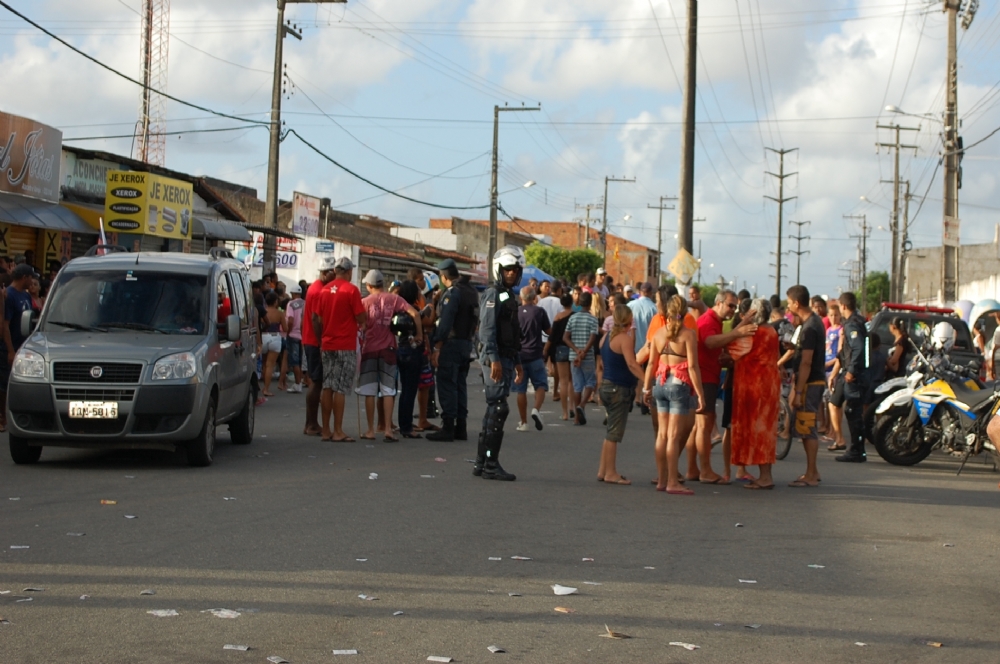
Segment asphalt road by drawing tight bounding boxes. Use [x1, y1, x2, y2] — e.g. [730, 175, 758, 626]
[2, 373, 999, 663]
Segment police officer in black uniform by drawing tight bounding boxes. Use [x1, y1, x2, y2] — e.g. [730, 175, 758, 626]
[835, 291, 870, 462]
[427, 259, 479, 442]
[472, 245, 525, 481]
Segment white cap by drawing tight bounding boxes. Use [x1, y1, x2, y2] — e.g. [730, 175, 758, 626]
[287, 282, 302, 294]
[596, 267, 607, 275]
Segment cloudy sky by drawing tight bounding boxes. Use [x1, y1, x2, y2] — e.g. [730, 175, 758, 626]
[2, 0, 998, 297]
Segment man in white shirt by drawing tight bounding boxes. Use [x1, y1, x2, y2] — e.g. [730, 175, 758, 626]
[594, 268, 610, 299]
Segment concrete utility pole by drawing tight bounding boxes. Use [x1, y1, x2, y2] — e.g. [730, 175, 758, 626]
[647, 195, 677, 281]
[900, 180, 913, 301]
[575, 202, 602, 249]
[788, 220, 811, 286]
[600, 176, 635, 263]
[677, 0, 698, 255]
[488, 103, 541, 266]
[845, 214, 870, 313]
[877, 123, 919, 302]
[941, 0, 976, 302]
[264, 0, 346, 274]
[768, 252, 787, 294]
[764, 147, 798, 296]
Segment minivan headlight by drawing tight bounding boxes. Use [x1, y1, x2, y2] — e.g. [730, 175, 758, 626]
[152, 352, 197, 380]
[12, 349, 45, 379]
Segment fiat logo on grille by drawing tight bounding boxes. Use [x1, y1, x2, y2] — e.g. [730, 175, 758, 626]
[90, 366, 103, 379]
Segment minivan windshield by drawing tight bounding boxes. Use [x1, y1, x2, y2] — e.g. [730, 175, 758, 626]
[43, 270, 208, 335]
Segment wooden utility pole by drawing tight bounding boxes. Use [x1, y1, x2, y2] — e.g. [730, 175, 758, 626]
[647, 196, 677, 281]
[677, 0, 698, 256]
[600, 176, 635, 263]
[845, 214, 870, 313]
[877, 123, 919, 302]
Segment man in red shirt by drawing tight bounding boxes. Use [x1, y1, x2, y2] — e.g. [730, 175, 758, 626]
[301, 256, 337, 436]
[693, 290, 756, 483]
[312, 257, 367, 442]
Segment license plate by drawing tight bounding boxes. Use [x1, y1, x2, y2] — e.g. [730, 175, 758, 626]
[68, 401, 118, 419]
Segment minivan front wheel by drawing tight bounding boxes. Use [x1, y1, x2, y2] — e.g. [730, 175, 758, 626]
[9, 435, 42, 464]
[229, 387, 255, 445]
[187, 401, 216, 467]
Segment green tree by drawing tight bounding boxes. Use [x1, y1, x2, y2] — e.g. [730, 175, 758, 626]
[859, 270, 890, 314]
[523, 242, 603, 283]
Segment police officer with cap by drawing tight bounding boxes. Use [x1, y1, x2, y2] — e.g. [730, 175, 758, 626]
[471, 246, 525, 481]
[834, 291, 870, 462]
[427, 259, 479, 442]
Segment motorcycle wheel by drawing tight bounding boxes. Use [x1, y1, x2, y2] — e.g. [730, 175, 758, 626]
[865, 388, 900, 444]
[872, 405, 934, 466]
[775, 397, 793, 461]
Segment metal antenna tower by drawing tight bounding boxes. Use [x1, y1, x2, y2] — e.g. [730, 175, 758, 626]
[135, 0, 170, 166]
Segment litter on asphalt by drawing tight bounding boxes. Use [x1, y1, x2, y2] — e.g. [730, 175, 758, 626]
[358, 594, 378, 601]
[14, 598, 32, 603]
[511, 556, 531, 561]
[22, 588, 44, 592]
[508, 592, 521, 597]
[369, 473, 378, 480]
[926, 641, 943, 647]
[100, 500, 117, 505]
[735, 523, 744, 527]
[393, 611, 404, 616]
[943, 543, 955, 547]
[202, 608, 240, 618]
[552, 585, 578, 596]
[600, 625, 631, 639]
[745, 624, 761, 629]
[643, 566, 655, 570]
[739, 579, 757, 584]
[332, 649, 358, 655]
[10, 546, 29, 550]
[487, 645, 506, 653]
[139, 589, 156, 595]
[9, 497, 19, 501]
[488, 557, 502, 561]
[67, 533, 85, 537]
[420, 475, 435, 479]
[147, 609, 178, 617]
[356, 558, 368, 562]
[554, 607, 576, 614]
[582, 582, 602, 586]
[807, 565, 826, 569]
[669, 642, 699, 650]
[267, 657, 289, 664]
[124, 515, 138, 519]
[855, 642, 867, 646]
[224, 645, 250, 651]
[427, 657, 453, 662]
[434, 457, 447, 462]
[223, 497, 236, 501]
[582, 557, 594, 562]
[80, 595, 89, 600]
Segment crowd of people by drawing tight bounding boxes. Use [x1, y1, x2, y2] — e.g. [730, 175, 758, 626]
[270, 245, 884, 493]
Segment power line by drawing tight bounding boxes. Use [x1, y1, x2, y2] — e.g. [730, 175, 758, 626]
[64, 125, 265, 141]
[0, 0, 267, 127]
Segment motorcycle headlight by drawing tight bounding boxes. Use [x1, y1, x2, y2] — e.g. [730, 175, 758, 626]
[12, 349, 45, 379]
[152, 352, 197, 380]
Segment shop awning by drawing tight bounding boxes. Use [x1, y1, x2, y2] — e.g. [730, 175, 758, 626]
[0, 192, 97, 234]
[193, 216, 251, 241]
[240, 222, 300, 241]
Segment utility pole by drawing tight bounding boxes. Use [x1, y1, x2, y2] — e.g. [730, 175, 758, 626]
[697, 238, 702, 284]
[264, 0, 346, 275]
[575, 202, 602, 249]
[768, 252, 787, 294]
[941, 0, 977, 302]
[647, 195, 677, 282]
[788, 220, 811, 285]
[677, 0, 698, 256]
[488, 104, 541, 267]
[764, 147, 798, 296]
[900, 180, 913, 301]
[877, 123, 919, 302]
[600, 176, 635, 263]
[845, 214, 870, 313]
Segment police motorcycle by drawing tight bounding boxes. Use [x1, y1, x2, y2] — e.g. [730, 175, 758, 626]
[873, 322, 1000, 471]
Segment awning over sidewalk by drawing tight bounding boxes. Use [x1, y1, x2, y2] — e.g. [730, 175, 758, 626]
[1, 192, 96, 233]
[194, 216, 251, 242]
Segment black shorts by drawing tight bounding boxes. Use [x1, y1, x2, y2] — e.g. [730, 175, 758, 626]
[721, 381, 733, 428]
[697, 382, 719, 415]
[830, 376, 846, 407]
[304, 344, 323, 383]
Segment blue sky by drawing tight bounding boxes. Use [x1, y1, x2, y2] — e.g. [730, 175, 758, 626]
[2, 0, 998, 297]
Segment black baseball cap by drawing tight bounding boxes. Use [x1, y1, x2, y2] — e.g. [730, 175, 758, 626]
[12, 264, 38, 279]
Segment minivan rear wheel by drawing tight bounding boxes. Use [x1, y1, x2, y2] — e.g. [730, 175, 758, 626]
[187, 401, 216, 467]
[9, 435, 41, 464]
[229, 387, 255, 445]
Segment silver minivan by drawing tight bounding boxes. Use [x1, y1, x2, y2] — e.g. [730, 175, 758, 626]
[7, 247, 259, 466]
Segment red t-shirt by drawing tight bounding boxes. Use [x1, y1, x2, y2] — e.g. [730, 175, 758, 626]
[301, 278, 326, 347]
[697, 308, 724, 384]
[318, 278, 365, 352]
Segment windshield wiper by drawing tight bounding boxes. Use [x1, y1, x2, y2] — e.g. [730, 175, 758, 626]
[103, 322, 168, 334]
[46, 320, 108, 332]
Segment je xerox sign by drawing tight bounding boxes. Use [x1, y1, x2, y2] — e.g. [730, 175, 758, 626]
[0, 112, 62, 203]
[104, 170, 193, 239]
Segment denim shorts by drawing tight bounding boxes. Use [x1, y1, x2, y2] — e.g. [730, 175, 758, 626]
[261, 332, 282, 354]
[652, 376, 697, 415]
[599, 381, 635, 443]
[571, 357, 597, 392]
[554, 345, 570, 363]
[512, 357, 548, 394]
[286, 338, 302, 368]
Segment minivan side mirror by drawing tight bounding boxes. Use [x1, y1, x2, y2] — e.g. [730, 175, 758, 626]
[20, 310, 37, 338]
[226, 314, 241, 343]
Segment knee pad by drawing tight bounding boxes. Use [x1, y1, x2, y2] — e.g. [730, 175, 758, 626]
[484, 399, 510, 433]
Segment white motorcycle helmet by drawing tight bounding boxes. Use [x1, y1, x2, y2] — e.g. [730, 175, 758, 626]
[492, 245, 525, 285]
[932, 320, 956, 353]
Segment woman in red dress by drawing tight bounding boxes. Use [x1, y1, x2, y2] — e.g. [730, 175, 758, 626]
[728, 298, 780, 490]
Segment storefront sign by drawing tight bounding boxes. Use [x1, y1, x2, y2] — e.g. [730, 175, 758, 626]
[315, 241, 335, 253]
[292, 192, 319, 237]
[61, 152, 123, 197]
[104, 170, 193, 239]
[239, 232, 301, 269]
[0, 112, 62, 203]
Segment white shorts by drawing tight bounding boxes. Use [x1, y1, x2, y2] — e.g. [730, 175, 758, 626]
[261, 333, 282, 354]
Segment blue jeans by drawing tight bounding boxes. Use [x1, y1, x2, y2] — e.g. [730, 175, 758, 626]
[396, 345, 424, 434]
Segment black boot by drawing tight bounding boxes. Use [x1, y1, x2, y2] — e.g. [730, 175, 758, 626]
[481, 434, 516, 481]
[426, 417, 454, 442]
[454, 418, 468, 441]
[472, 431, 486, 476]
[837, 399, 867, 462]
[427, 388, 439, 419]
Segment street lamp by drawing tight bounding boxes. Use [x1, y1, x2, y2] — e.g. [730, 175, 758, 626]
[489, 105, 541, 269]
[499, 181, 536, 196]
[885, 105, 943, 125]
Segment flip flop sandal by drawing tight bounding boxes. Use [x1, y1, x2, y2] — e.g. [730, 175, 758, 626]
[383, 435, 399, 443]
[787, 480, 819, 488]
[605, 476, 630, 485]
[827, 444, 846, 451]
[400, 432, 422, 439]
[743, 482, 775, 490]
[666, 488, 695, 495]
[359, 435, 376, 441]
[330, 436, 355, 443]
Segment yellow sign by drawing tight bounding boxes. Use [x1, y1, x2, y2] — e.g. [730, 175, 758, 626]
[667, 248, 699, 285]
[104, 170, 193, 239]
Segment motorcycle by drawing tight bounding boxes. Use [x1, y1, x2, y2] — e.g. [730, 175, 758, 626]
[873, 342, 1000, 471]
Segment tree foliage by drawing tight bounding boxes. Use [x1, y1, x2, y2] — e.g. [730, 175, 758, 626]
[860, 270, 890, 314]
[523, 243, 604, 283]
